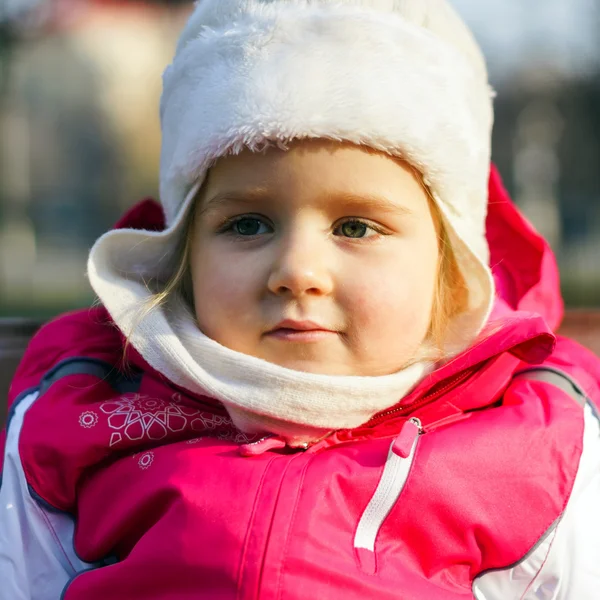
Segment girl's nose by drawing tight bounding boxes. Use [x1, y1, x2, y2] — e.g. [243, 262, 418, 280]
[267, 235, 334, 297]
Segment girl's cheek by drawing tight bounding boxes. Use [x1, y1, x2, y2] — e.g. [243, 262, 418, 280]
[344, 265, 434, 330]
[202, 269, 252, 306]
[196, 245, 258, 291]
[343, 276, 400, 328]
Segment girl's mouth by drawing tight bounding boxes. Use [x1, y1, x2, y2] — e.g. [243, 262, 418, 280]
[266, 328, 337, 342]
[265, 319, 337, 342]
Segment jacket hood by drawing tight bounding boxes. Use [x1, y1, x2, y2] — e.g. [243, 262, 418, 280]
[486, 165, 563, 331]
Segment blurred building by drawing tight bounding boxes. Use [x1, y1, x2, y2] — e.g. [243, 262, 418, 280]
[0, 0, 190, 315]
[454, 0, 600, 305]
[0, 0, 599, 316]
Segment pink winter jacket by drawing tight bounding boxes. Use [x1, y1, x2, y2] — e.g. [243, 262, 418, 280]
[1, 167, 600, 600]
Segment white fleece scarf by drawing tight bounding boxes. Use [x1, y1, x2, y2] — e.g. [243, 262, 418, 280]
[142, 295, 432, 447]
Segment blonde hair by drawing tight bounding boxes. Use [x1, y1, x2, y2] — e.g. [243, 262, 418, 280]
[428, 202, 469, 355]
[414, 168, 469, 354]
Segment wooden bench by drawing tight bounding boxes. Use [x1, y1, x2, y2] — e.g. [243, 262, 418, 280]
[1, 312, 600, 428]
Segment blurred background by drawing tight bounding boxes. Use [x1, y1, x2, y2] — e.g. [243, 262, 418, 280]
[0, 0, 599, 318]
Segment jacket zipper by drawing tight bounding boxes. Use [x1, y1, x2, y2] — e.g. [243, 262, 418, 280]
[305, 368, 477, 455]
[353, 418, 422, 574]
[366, 368, 476, 428]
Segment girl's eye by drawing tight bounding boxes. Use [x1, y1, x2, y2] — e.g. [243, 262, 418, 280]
[335, 220, 377, 239]
[229, 217, 273, 236]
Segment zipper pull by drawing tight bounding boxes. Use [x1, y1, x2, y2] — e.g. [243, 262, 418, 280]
[354, 417, 423, 574]
[391, 418, 422, 459]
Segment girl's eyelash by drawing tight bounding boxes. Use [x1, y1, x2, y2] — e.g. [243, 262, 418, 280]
[216, 215, 272, 234]
[334, 218, 388, 237]
[215, 215, 388, 238]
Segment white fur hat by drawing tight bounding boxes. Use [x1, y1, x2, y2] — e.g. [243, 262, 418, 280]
[89, 0, 495, 358]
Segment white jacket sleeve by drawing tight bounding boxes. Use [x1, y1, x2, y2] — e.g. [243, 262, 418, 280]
[473, 402, 600, 600]
[0, 391, 90, 600]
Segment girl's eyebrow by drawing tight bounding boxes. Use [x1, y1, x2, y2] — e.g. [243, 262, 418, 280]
[200, 189, 415, 216]
[323, 191, 415, 216]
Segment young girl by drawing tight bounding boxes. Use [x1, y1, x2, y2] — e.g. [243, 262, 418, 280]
[2, 1, 600, 598]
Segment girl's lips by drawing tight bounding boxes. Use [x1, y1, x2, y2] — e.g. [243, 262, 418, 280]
[265, 319, 338, 342]
[266, 328, 337, 342]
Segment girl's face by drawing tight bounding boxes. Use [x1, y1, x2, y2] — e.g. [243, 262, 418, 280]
[190, 139, 440, 376]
